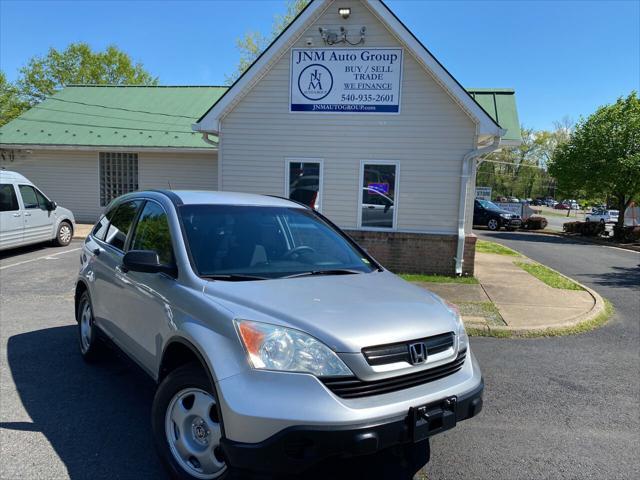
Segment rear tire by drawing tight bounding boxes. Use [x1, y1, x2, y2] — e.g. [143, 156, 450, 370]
[487, 219, 499, 231]
[76, 291, 104, 363]
[152, 363, 230, 480]
[54, 221, 73, 246]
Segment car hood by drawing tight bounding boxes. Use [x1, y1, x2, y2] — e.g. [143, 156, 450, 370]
[202, 271, 459, 353]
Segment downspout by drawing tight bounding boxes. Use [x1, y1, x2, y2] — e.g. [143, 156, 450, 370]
[455, 136, 501, 275]
[201, 132, 218, 146]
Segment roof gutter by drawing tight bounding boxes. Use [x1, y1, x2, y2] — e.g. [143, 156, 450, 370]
[455, 136, 501, 275]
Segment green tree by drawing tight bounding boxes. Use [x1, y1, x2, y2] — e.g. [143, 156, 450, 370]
[228, 0, 309, 83]
[16, 43, 158, 106]
[549, 92, 640, 231]
[0, 72, 30, 126]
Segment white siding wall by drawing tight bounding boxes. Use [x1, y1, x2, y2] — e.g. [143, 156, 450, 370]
[219, 0, 476, 234]
[1, 149, 218, 223]
[139, 151, 217, 191]
[0, 149, 100, 222]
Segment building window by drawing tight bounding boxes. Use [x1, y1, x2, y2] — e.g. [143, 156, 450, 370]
[99, 152, 138, 206]
[359, 161, 398, 230]
[285, 158, 323, 211]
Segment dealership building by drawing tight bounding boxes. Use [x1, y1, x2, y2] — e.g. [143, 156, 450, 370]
[0, 0, 520, 275]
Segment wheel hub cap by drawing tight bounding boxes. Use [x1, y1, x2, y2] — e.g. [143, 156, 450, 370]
[192, 418, 209, 445]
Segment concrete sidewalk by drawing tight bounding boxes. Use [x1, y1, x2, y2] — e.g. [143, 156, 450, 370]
[416, 252, 606, 335]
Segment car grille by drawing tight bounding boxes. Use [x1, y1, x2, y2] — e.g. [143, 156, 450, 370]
[362, 332, 455, 366]
[322, 349, 466, 399]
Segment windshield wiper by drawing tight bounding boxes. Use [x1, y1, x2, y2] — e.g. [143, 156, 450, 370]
[202, 274, 269, 281]
[282, 269, 365, 279]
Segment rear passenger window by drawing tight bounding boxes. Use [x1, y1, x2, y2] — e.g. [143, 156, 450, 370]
[105, 201, 142, 251]
[0, 184, 19, 212]
[130, 202, 174, 265]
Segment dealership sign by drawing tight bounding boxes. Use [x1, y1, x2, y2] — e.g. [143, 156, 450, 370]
[290, 48, 403, 113]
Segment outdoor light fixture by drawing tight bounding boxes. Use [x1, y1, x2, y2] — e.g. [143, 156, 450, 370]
[338, 7, 351, 19]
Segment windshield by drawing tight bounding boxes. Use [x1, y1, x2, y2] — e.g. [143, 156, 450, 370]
[180, 205, 376, 279]
[477, 199, 503, 211]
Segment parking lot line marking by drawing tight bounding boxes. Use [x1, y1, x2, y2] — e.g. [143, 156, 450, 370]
[0, 247, 82, 270]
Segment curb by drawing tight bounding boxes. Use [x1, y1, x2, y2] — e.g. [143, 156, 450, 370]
[464, 252, 609, 337]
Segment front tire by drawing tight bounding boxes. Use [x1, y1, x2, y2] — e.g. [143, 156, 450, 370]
[54, 221, 73, 246]
[487, 219, 499, 231]
[152, 363, 229, 480]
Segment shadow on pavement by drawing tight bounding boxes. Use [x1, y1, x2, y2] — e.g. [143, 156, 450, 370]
[582, 264, 640, 289]
[0, 242, 53, 260]
[476, 230, 586, 246]
[3, 325, 426, 480]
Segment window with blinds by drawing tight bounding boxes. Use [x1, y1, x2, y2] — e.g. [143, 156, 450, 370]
[99, 152, 139, 206]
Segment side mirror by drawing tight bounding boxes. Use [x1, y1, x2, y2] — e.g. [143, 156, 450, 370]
[123, 250, 176, 276]
[47, 200, 57, 211]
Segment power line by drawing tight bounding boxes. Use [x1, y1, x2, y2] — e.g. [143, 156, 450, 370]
[46, 96, 200, 120]
[30, 105, 189, 127]
[13, 116, 202, 136]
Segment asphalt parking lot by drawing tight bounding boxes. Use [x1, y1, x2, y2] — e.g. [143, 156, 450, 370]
[1, 234, 639, 479]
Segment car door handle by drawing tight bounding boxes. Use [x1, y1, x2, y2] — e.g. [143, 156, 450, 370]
[24, 212, 31, 217]
[92, 247, 103, 256]
[12, 213, 21, 217]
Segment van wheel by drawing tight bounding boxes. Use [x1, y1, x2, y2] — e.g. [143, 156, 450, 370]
[153, 363, 230, 480]
[54, 221, 73, 246]
[77, 291, 104, 362]
[487, 219, 499, 230]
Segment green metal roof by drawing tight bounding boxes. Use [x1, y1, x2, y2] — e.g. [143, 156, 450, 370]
[0, 85, 227, 149]
[467, 89, 521, 143]
[1, 85, 520, 148]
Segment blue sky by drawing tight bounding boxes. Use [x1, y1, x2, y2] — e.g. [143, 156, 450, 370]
[1, 0, 638, 130]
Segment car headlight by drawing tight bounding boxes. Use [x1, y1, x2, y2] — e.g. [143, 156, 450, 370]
[500, 213, 511, 219]
[445, 301, 469, 351]
[234, 320, 352, 377]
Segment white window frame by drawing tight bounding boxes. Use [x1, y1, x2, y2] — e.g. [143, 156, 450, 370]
[284, 157, 324, 212]
[357, 160, 400, 231]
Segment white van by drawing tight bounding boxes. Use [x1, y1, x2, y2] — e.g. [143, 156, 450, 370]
[0, 170, 75, 251]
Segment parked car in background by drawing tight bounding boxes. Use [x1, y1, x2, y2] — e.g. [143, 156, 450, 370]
[586, 209, 619, 224]
[544, 199, 558, 207]
[554, 203, 569, 210]
[361, 187, 394, 228]
[75, 190, 483, 479]
[507, 197, 520, 203]
[0, 170, 75, 251]
[473, 199, 522, 231]
[532, 198, 544, 206]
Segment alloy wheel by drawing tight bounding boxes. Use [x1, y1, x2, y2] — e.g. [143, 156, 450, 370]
[165, 388, 226, 479]
[59, 224, 72, 244]
[79, 301, 93, 353]
[487, 219, 498, 230]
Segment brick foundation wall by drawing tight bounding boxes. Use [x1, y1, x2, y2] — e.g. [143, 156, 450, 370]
[345, 231, 477, 276]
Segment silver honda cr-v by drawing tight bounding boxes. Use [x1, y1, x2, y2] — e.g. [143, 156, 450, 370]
[75, 190, 483, 479]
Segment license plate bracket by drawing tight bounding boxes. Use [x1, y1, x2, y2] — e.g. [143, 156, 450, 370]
[409, 396, 457, 442]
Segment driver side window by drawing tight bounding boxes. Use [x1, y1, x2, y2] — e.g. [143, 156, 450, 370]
[130, 202, 174, 265]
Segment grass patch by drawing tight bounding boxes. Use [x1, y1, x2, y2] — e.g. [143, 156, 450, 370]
[458, 301, 505, 326]
[476, 240, 522, 256]
[514, 261, 584, 290]
[399, 273, 478, 284]
[467, 299, 614, 338]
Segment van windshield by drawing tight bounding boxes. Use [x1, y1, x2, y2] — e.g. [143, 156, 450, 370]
[179, 205, 376, 279]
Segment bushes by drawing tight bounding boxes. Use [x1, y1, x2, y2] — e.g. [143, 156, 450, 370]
[563, 221, 605, 236]
[523, 216, 548, 230]
[613, 225, 640, 243]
